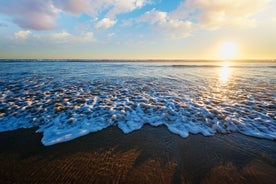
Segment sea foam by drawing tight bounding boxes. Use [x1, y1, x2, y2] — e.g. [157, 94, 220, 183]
[0, 61, 275, 145]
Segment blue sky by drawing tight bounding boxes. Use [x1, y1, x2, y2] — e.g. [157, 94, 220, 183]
[0, 0, 276, 59]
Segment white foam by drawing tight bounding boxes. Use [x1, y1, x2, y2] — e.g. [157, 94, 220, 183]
[0, 61, 275, 145]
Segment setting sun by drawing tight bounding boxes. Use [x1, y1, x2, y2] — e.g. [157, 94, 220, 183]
[219, 41, 237, 60]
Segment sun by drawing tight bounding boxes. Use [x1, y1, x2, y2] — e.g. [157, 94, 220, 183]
[219, 41, 237, 60]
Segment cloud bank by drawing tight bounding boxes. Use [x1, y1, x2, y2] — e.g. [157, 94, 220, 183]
[48, 31, 94, 43]
[139, 0, 271, 38]
[138, 9, 194, 39]
[0, 0, 271, 39]
[0, 0, 150, 30]
[0, 0, 58, 30]
[12, 30, 94, 44]
[172, 0, 270, 29]
[54, 0, 151, 23]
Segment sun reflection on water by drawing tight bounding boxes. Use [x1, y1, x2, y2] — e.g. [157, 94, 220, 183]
[220, 61, 231, 67]
[219, 62, 232, 83]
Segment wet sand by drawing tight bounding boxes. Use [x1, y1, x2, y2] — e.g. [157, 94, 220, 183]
[0, 125, 275, 184]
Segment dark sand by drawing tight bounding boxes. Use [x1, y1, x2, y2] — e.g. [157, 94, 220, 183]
[0, 125, 275, 184]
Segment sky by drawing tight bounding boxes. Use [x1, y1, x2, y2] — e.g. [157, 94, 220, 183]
[0, 0, 276, 60]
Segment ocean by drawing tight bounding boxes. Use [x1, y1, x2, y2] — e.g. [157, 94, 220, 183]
[0, 60, 275, 145]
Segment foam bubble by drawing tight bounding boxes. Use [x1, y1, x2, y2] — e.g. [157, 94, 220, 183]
[0, 61, 275, 145]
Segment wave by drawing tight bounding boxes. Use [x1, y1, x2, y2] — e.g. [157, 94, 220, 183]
[0, 75, 275, 146]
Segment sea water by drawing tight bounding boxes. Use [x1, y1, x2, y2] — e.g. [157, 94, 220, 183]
[0, 60, 275, 145]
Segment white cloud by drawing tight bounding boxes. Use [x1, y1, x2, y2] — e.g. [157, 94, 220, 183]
[138, 0, 271, 38]
[172, 0, 271, 29]
[0, 0, 150, 30]
[96, 18, 117, 29]
[13, 30, 94, 44]
[51, 30, 71, 40]
[54, 0, 93, 16]
[138, 9, 194, 38]
[14, 30, 31, 40]
[136, 0, 149, 8]
[54, 0, 151, 18]
[107, 0, 151, 18]
[139, 9, 168, 24]
[2, 0, 271, 40]
[49, 31, 94, 43]
[54, 0, 152, 30]
[0, 0, 58, 30]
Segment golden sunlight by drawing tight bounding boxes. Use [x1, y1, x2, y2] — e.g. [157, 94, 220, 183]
[219, 67, 232, 83]
[220, 61, 231, 67]
[219, 41, 237, 60]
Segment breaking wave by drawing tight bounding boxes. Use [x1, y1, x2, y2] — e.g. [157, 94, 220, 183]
[0, 61, 275, 145]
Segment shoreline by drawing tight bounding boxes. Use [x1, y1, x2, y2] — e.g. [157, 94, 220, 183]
[0, 125, 276, 183]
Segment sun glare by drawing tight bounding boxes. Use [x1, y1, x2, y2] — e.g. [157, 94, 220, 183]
[221, 61, 231, 67]
[219, 41, 237, 60]
[219, 67, 232, 83]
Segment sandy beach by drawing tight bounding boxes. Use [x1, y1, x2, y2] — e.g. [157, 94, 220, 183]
[1, 0, 276, 183]
[0, 125, 275, 183]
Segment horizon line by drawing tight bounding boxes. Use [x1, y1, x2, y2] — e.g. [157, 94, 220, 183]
[0, 58, 276, 62]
